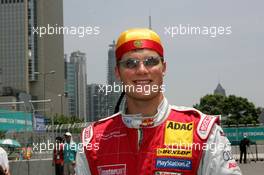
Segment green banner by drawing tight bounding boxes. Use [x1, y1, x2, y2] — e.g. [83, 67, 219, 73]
[0, 109, 32, 132]
[223, 126, 264, 142]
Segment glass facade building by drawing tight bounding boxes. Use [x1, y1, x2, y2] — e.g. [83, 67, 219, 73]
[0, 0, 65, 115]
[66, 51, 87, 121]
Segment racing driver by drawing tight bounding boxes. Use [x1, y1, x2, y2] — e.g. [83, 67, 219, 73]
[76, 28, 242, 175]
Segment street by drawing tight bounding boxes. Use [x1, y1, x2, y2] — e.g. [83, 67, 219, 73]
[239, 161, 264, 175]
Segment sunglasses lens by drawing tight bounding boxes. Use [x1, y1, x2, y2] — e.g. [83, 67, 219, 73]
[144, 57, 160, 66]
[119, 57, 162, 69]
[124, 59, 138, 68]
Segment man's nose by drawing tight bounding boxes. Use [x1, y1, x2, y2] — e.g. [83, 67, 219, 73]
[136, 62, 149, 74]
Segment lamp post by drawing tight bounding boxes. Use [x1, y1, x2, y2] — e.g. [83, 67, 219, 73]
[34, 70, 55, 117]
[58, 94, 63, 116]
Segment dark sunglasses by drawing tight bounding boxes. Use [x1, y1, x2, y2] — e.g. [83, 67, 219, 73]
[118, 56, 163, 69]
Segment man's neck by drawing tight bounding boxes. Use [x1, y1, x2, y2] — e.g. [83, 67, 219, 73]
[126, 93, 164, 117]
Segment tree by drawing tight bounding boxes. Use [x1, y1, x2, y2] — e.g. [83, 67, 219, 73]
[193, 94, 225, 115]
[0, 131, 6, 139]
[53, 114, 84, 125]
[194, 94, 261, 125]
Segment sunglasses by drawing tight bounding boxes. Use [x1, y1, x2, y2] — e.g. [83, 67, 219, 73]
[118, 56, 163, 69]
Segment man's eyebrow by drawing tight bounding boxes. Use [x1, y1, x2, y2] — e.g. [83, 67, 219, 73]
[123, 55, 159, 59]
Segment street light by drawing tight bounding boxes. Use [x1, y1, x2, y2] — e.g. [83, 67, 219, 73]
[58, 94, 63, 116]
[34, 70, 55, 117]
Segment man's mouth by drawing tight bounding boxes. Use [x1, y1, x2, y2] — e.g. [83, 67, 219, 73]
[133, 80, 152, 85]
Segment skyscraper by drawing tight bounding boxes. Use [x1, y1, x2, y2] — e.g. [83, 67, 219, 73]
[86, 84, 108, 121]
[66, 51, 87, 121]
[65, 55, 77, 117]
[0, 0, 32, 93]
[214, 83, 226, 96]
[0, 0, 65, 115]
[107, 41, 121, 115]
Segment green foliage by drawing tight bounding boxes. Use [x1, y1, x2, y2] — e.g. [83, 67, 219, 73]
[194, 94, 261, 125]
[0, 131, 6, 139]
[53, 114, 84, 125]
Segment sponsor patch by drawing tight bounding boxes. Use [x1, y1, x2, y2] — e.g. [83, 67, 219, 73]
[223, 151, 233, 161]
[199, 115, 212, 131]
[165, 121, 193, 145]
[97, 164, 126, 175]
[228, 162, 237, 169]
[157, 148, 192, 158]
[140, 118, 154, 127]
[156, 158, 192, 170]
[83, 125, 93, 146]
[101, 131, 127, 141]
[155, 171, 182, 175]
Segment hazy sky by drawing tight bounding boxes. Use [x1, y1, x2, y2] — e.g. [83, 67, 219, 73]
[63, 0, 264, 108]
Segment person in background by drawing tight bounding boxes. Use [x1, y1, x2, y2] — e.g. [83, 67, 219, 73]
[22, 144, 32, 160]
[0, 146, 10, 175]
[52, 136, 64, 175]
[63, 132, 77, 175]
[239, 135, 250, 163]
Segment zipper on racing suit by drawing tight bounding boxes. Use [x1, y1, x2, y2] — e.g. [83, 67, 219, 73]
[137, 128, 143, 151]
[136, 128, 143, 174]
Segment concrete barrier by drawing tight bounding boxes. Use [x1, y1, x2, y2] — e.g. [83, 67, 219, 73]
[9, 159, 55, 175]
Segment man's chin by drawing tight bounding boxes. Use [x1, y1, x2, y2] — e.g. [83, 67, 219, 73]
[126, 92, 159, 101]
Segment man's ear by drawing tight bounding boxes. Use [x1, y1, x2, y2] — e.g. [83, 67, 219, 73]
[115, 66, 121, 80]
[162, 61, 167, 76]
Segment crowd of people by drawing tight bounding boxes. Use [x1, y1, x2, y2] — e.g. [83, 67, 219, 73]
[0, 131, 77, 175]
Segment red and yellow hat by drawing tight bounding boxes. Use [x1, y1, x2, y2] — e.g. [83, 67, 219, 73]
[115, 28, 163, 61]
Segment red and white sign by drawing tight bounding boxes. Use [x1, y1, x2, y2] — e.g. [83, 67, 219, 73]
[228, 162, 237, 169]
[199, 116, 212, 131]
[97, 164, 126, 175]
[82, 125, 93, 146]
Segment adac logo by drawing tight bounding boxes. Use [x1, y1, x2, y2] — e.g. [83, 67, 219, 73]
[133, 40, 143, 48]
[165, 121, 194, 145]
[166, 122, 193, 131]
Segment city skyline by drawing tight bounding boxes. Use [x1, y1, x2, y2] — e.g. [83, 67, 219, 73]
[0, 0, 65, 115]
[64, 0, 264, 108]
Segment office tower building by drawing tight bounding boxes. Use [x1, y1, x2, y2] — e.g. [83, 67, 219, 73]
[0, 0, 65, 116]
[214, 83, 226, 96]
[107, 41, 121, 115]
[66, 51, 87, 121]
[86, 84, 108, 121]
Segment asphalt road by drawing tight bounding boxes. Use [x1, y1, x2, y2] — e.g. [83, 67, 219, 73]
[239, 161, 264, 175]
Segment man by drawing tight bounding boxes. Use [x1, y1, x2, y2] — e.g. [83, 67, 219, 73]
[239, 135, 250, 164]
[0, 146, 9, 175]
[52, 136, 64, 175]
[77, 28, 241, 174]
[64, 132, 77, 175]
